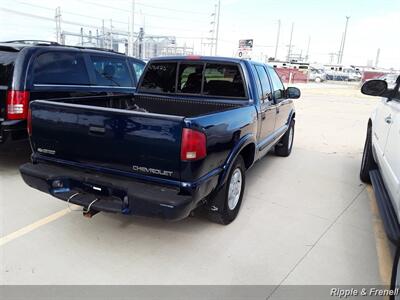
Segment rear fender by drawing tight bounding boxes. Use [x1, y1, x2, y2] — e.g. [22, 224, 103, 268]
[218, 133, 256, 188]
[205, 133, 255, 211]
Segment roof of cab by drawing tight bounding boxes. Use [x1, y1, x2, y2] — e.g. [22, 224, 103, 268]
[149, 55, 247, 64]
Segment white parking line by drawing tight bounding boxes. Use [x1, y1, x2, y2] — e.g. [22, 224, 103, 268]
[0, 206, 77, 247]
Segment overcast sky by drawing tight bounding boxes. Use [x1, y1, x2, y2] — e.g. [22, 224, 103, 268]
[0, 0, 399, 68]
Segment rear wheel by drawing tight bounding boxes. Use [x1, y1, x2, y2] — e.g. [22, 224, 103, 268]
[206, 156, 245, 225]
[275, 119, 295, 157]
[391, 247, 400, 300]
[360, 124, 377, 183]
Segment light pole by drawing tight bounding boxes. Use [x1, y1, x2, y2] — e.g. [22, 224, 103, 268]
[274, 19, 281, 60]
[286, 22, 294, 62]
[339, 16, 350, 64]
[215, 0, 221, 56]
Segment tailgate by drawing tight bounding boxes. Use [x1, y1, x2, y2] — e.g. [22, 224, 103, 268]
[30, 100, 184, 181]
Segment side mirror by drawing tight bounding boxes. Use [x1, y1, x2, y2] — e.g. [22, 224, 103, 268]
[361, 79, 388, 96]
[286, 87, 301, 99]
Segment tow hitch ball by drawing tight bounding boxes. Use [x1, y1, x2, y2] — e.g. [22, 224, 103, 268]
[83, 209, 99, 218]
[83, 198, 100, 218]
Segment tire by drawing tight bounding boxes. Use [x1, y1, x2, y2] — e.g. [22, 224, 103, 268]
[315, 77, 321, 83]
[391, 247, 400, 300]
[206, 156, 246, 225]
[275, 119, 295, 157]
[360, 124, 377, 183]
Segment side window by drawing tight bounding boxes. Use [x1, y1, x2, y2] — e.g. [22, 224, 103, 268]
[33, 52, 90, 85]
[90, 55, 132, 87]
[177, 63, 203, 94]
[254, 65, 272, 102]
[268, 67, 285, 100]
[203, 63, 245, 98]
[140, 62, 177, 93]
[131, 59, 145, 82]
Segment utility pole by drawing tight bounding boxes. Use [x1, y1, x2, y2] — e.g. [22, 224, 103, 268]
[337, 33, 344, 64]
[215, 0, 221, 56]
[209, 4, 217, 55]
[110, 19, 113, 50]
[131, 0, 135, 56]
[274, 19, 281, 60]
[101, 19, 105, 48]
[339, 16, 350, 64]
[286, 22, 294, 62]
[80, 27, 84, 46]
[305, 36, 311, 61]
[375, 48, 381, 68]
[138, 27, 144, 59]
[55, 7, 62, 43]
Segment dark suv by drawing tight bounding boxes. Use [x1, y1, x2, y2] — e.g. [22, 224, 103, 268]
[0, 40, 145, 145]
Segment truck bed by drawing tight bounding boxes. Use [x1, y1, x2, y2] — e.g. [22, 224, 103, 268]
[55, 94, 240, 117]
[29, 94, 244, 182]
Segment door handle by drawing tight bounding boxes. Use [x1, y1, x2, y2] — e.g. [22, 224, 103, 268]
[89, 126, 106, 134]
[385, 115, 393, 124]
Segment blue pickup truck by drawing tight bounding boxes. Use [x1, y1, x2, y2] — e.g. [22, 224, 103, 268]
[20, 56, 300, 224]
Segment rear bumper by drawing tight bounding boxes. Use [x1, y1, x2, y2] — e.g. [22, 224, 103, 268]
[370, 169, 400, 243]
[0, 119, 27, 144]
[20, 162, 202, 221]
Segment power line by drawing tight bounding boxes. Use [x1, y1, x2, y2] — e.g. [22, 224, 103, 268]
[15, 1, 129, 25]
[78, 0, 206, 22]
[108, 0, 209, 15]
[15, 0, 206, 24]
[0, 7, 209, 43]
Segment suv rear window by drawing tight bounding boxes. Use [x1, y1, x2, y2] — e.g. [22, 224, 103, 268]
[90, 55, 132, 87]
[33, 52, 90, 85]
[0, 51, 17, 86]
[140, 61, 246, 98]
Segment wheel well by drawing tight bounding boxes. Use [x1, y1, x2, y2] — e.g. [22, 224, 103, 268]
[239, 143, 255, 170]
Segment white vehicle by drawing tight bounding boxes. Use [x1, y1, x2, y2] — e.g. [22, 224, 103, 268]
[308, 68, 326, 82]
[324, 65, 362, 81]
[360, 77, 400, 243]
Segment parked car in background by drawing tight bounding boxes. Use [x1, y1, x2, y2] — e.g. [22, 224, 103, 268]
[325, 65, 362, 81]
[308, 68, 326, 82]
[0, 40, 145, 145]
[20, 56, 301, 225]
[360, 77, 400, 243]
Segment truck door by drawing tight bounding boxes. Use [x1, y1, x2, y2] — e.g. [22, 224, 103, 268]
[381, 89, 400, 210]
[253, 64, 276, 144]
[372, 98, 393, 163]
[267, 66, 292, 130]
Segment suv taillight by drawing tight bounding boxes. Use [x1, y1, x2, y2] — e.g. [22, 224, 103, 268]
[181, 128, 207, 161]
[7, 90, 30, 120]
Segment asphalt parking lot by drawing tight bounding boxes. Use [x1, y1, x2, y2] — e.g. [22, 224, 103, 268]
[0, 83, 392, 288]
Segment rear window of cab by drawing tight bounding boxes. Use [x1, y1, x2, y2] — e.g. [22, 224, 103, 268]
[139, 61, 247, 99]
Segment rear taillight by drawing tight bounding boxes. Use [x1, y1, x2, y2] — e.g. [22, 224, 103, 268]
[181, 128, 207, 161]
[27, 108, 32, 136]
[7, 90, 30, 120]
